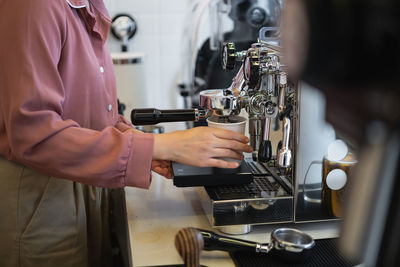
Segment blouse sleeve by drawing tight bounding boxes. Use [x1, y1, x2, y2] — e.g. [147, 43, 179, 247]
[0, 0, 153, 188]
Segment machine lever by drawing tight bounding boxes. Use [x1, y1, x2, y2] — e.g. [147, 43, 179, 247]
[131, 108, 206, 125]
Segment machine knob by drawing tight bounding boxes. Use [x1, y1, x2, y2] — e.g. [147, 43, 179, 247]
[258, 116, 272, 163]
[222, 42, 236, 70]
[111, 14, 137, 52]
[244, 52, 260, 88]
[247, 7, 267, 28]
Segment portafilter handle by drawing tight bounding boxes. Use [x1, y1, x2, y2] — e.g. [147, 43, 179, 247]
[199, 229, 272, 253]
[199, 228, 315, 263]
[131, 108, 208, 125]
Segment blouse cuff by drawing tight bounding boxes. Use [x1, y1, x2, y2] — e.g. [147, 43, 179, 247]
[124, 131, 154, 189]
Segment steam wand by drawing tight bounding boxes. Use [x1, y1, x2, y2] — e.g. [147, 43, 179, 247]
[278, 105, 293, 168]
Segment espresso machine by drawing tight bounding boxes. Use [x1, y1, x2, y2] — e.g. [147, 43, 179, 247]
[131, 27, 341, 234]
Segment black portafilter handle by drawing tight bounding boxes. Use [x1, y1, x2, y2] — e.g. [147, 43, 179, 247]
[131, 108, 198, 125]
[258, 140, 272, 163]
[198, 229, 259, 253]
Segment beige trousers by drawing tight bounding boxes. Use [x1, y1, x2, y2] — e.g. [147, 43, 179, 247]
[0, 157, 114, 267]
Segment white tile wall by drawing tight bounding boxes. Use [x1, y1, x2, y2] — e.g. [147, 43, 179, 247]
[105, 0, 190, 115]
[104, 0, 231, 132]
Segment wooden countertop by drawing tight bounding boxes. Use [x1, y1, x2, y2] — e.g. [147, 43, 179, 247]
[125, 174, 340, 267]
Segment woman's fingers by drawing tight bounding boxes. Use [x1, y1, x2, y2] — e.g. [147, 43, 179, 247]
[158, 160, 172, 168]
[207, 128, 252, 153]
[152, 166, 173, 179]
[212, 128, 250, 143]
[153, 127, 252, 169]
[206, 158, 240, 169]
[212, 148, 244, 160]
[152, 160, 171, 168]
[211, 139, 252, 153]
[152, 160, 173, 179]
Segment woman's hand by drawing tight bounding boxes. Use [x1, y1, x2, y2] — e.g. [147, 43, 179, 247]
[153, 127, 253, 169]
[152, 160, 173, 179]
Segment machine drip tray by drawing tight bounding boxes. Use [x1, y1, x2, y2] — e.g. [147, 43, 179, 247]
[198, 174, 294, 227]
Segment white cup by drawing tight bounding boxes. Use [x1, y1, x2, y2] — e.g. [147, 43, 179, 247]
[206, 116, 247, 163]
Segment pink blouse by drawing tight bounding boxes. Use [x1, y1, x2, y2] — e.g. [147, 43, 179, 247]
[0, 0, 154, 188]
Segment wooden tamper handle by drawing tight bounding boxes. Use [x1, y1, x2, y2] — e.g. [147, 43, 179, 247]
[175, 227, 204, 267]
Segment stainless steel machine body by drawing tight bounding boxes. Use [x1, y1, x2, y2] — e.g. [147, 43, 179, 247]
[196, 39, 338, 234]
[130, 33, 339, 234]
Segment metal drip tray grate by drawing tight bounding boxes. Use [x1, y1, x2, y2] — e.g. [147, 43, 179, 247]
[206, 176, 290, 201]
[254, 176, 282, 192]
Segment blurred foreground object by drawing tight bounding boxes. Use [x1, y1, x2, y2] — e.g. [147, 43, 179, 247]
[282, 0, 400, 266]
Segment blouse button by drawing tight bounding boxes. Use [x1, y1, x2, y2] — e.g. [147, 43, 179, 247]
[100, 66, 105, 73]
[108, 104, 112, 112]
